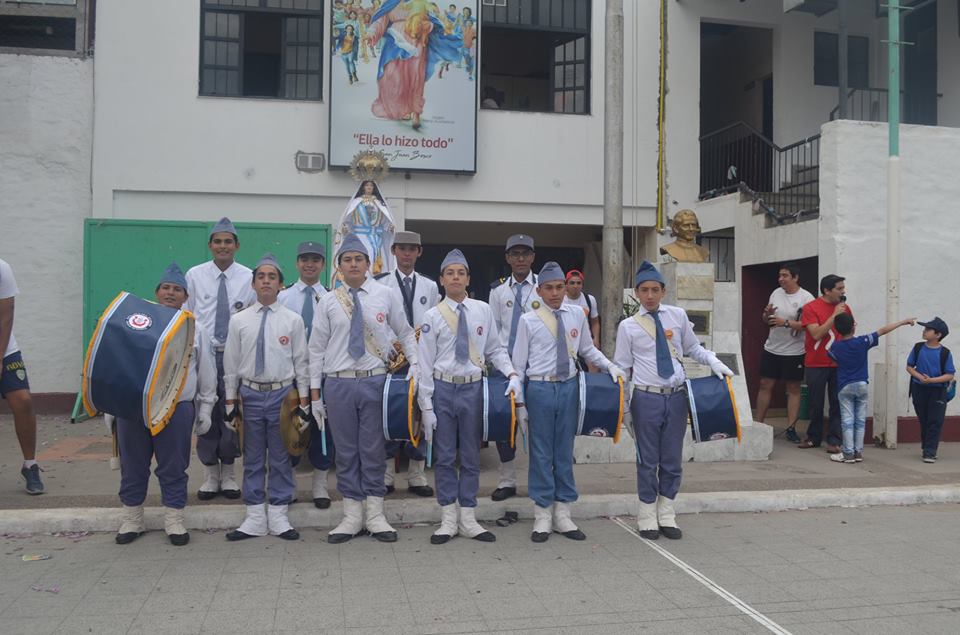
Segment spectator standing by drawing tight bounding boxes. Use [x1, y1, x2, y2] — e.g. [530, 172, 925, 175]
[906, 318, 955, 463]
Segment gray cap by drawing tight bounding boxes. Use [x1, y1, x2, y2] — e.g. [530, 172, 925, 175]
[297, 241, 326, 259]
[157, 262, 187, 292]
[255, 252, 283, 277]
[440, 248, 469, 274]
[505, 234, 534, 252]
[394, 231, 421, 246]
[210, 217, 238, 239]
[337, 233, 368, 260]
[537, 261, 564, 285]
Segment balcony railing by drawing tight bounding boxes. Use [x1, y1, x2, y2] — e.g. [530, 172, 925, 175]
[829, 87, 900, 123]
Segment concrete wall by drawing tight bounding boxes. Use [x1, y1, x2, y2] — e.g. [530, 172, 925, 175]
[0, 54, 94, 393]
[91, 0, 661, 231]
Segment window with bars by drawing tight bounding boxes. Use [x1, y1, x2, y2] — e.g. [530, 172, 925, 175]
[480, 0, 590, 114]
[0, 0, 93, 55]
[199, 0, 323, 101]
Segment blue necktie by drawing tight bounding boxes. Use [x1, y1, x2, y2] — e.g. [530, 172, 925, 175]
[650, 310, 674, 379]
[301, 286, 315, 340]
[255, 307, 268, 376]
[555, 310, 569, 379]
[348, 288, 365, 360]
[455, 303, 469, 363]
[215, 272, 229, 343]
[508, 282, 523, 355]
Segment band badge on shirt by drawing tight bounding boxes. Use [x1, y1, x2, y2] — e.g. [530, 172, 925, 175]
[531, 301, 540, 309]
[421, 323, 431, 334]
[125, 313, 152, 331]
[664, 329, 674, 339]
[419, 296, 427, 305]
[376, 312, 385, 323]
[476, 326, 483, 336]
[570, 328, 579, 338]
[233, 301, 244, 311]
[506, 300, 513, 308]
[278, 336, 289, 346]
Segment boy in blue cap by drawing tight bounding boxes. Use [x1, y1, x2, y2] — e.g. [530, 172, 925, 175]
[906, 317, 956, 463]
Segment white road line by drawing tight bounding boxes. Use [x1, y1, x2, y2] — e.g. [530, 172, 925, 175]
[610, 517, 793, 635]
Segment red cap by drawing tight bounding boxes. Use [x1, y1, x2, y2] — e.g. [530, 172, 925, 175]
[565, 269, 584, 282]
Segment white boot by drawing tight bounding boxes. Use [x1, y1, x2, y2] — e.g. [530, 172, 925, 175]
[656, 496, 682, 539]
[267, 504, 298, 539]
[553, 502, 585, 540]
[198, 464, 220, 499]
[531, 504, 553, 542]
[116, 505, 145, 544]
[328, 498, 364, 544]
[364, 496, 398, 542]
[637, 500, 659, 539]
[384, 459, 396, 490]
[497, 460, 517, 489]
[459, 506, 495, 542]
[228, 504, 268, 540]
[431, 503, 459, 544]
[163, 507, 189, 546]
[219, 462, 240, 498]
[407, 459, 428, 487]
[312, 469, 331, 508]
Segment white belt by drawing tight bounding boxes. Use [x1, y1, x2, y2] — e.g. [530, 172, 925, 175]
[528, 373, 578, 382]
[434, 371, 483, 384]
[241, 378, 293, 392]
[327, 368, 387, 379]
[634, 384, 686, 395]
[212, 344, 225, 353]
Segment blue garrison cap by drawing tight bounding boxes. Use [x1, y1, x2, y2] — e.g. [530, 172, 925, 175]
[254, 252, 283, 277]
[210, 217, 238, 239]
[537, 261, 564, 285]
[157, 262, 187, 292]
[298, 241, 326, 259]
[505, 234, 534, 252]
[634, 260, 665, 287]
[337, 233, 368, 261]
[440, 249, 469, 274]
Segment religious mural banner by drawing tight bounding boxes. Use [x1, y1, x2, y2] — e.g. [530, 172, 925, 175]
[328, 0, 479, 174]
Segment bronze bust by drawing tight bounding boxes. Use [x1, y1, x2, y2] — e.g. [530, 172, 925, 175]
[660, 209, 710, 263]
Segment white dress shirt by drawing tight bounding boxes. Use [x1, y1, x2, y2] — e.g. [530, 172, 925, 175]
[181, 324, 217, 405]
[489, 271, 538, 348]
[278, 279, 328, 318]
[222, 301, 309, 400]
[613, 303, 721, 388]
[0, 258, 20, 356]
[185, 260, 257, 347]
[511, 304, 611, 381]
[417, 297, 514, 408]
[376, 269, 440, 328]
[308, 278, 417, 387]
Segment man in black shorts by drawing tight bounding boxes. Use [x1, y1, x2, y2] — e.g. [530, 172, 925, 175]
[756, 263, 814, 442]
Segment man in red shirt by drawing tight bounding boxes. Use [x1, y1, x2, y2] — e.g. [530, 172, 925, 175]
[798, 274, 852, 451]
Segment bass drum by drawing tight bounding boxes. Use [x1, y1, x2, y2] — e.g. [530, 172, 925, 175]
[686, 375, 742, 442]
[576, 373, 625, 442]
[382, 373, 421, 446]
[482, 375, 516, 447]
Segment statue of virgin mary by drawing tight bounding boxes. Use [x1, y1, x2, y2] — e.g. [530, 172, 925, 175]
[334, 179, 396, 275]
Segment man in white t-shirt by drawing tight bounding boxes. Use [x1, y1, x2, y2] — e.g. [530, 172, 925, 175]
[0, 258, 44, 495]
[562, 269, 599, 349]
[756, 263, 815, 441]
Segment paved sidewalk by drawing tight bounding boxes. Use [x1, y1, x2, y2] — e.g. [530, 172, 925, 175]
[1, 413, 958, 511]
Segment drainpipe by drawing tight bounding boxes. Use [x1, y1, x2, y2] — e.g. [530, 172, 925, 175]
[601, 0, 624, 356]
[837, 0, 849, 119]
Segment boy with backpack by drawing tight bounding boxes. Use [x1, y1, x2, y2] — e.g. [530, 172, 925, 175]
[906, 318, 956, 463]
[827, 313, 916, 463]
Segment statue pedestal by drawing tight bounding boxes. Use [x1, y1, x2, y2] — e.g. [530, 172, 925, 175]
[573, 262, 772, 464]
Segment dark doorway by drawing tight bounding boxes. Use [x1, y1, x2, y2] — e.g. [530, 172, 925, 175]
[740, 257, 818, 414]
[904, 2, 937, 125]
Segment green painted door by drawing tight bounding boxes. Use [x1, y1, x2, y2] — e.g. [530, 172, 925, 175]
[83, 219, 330, 346]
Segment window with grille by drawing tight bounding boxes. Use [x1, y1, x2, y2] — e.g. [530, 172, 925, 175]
[200, 0, 323, 101]
[480, 0, 590, 114]
[0, 0, 93, 55]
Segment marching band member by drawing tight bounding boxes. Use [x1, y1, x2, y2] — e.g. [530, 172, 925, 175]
[418, 249, 521, 544]
[114, 263, 217, 546]
[375, 231, 439, 498]
[487, 234, 538, 501]
[223, 254, 309, 541]
[277, 240, 335, 509]
[511, 262, 624, 543]
[309, 233, 417, 543]
[185, 217, 255, 501]
[614, 261, 733, 540]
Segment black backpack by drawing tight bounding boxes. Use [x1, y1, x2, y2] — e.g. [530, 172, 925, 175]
[908, 342, 956, 402]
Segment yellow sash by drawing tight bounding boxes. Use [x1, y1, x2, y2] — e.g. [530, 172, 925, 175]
[632, 313, 681, 361]
[436, 301, 485, 370]
[334, 286, 389, 362]
[533, 306, 576, 360]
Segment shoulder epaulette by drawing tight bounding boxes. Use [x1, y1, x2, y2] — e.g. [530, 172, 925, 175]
[489, 277, 507, 289]
[373, 272, 391, 281]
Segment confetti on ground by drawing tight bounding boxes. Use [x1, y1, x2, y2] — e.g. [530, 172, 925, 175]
[52, 531, 90, 542]
[2, 533, 32, 539]
[30, 584, 60, 594]
[21, 554, 51, 562]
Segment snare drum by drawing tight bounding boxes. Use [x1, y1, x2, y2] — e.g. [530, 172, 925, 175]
[482, 375, 516, 447]
[82, 292, 195, 435]
[576, 373, 625, 442]
[686, 375, 742, 442]
[382, 373, 421, 446]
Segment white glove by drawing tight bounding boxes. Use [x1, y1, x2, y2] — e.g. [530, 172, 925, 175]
[516, 405, 529, 440]
[421, 408, 437, 444]
[608, 365, 627, 384]
[195, 402, 213, 436]
[103, 413, 115, 437]
[223, 403, 238, 432]
[405, 362, 418, 383]
[311, 398, 327, 422]
[505, 374, 524, 402]
[709, 359, 734, 380]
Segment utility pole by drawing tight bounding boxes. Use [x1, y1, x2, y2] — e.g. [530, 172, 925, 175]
[601, 0, 624, 356]
[837, 0, 849, 119]
[881, 1, 904, 448]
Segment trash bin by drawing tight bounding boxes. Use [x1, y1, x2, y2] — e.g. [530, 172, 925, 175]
[798, 383, 809, 421]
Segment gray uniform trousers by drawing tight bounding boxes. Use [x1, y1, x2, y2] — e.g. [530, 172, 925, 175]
[117, 401, 194, 509]
[196, 350, 240, 466]
[239, 385, 295, 506]
[324, 375, 388, 500]
[432, 379, 483, 508]
[631, 389, 689, 504]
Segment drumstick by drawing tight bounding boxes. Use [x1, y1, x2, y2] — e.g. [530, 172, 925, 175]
[426, 441, 432, 468]
[110, 417, 120, 471]
[321, 422, 328, 456]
